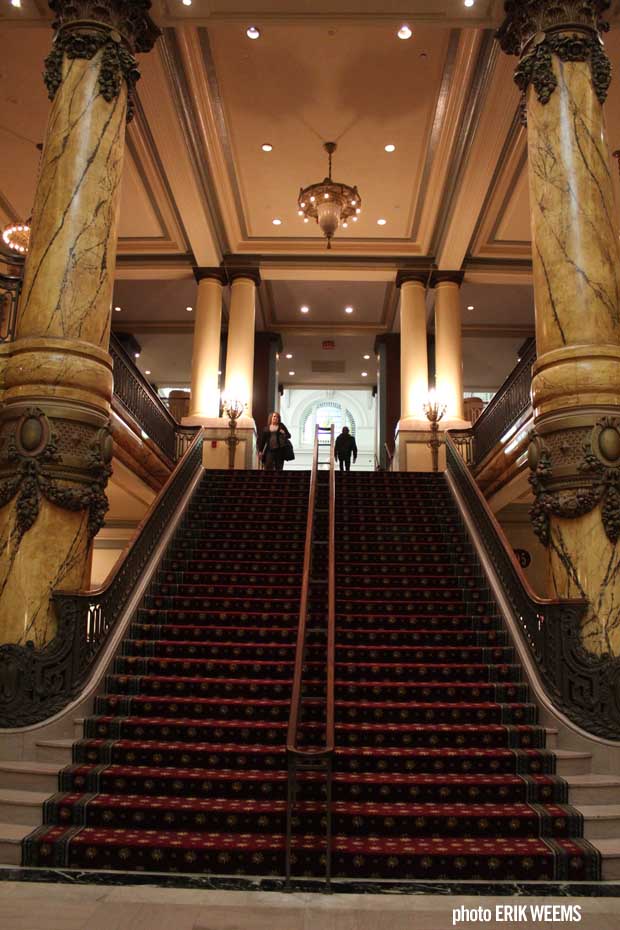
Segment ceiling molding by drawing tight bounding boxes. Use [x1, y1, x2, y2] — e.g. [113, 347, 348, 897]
[145, 29, 227, 262]
[117, 104, 193, 255]
[430, 29, 499, 263]
[468, 110, 531, 260]
[434, 40, 522, 270]
[115, 254, 195, 279]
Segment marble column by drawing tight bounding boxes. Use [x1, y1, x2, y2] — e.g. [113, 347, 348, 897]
[397, 272, 429, 421]
[498, 0, 620, 654]
[223, 270, 260, 420]
[431, 271, 465, 421]
[0, 0, 159, 648]
[187, 268, 226, 420]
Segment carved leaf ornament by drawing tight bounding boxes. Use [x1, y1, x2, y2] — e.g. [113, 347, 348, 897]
[528, 418, 620, 545]
[0, 409, 112, 541]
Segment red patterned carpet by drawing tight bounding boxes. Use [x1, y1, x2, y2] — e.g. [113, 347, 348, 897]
[23, 469, 600, 881]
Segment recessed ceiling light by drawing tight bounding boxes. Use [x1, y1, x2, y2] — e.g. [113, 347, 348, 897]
[246, 25, 260, 39]
[464, 0, 474, 6]
[134, 352, 140, 359]
[384, 144, 396, 153]
[300, 305, 310, 313]
[342, 222, 348, 228]
[272, 218, 282, 226]
[286, 353, 293, 359]
[186, 306, 193, 312]
[361, 371, 368, 377]
[303, 218, 309, 223]
[114, 306, 121, 312]
[363, 354, 370, 360]
[467, 304, 475, 310]
[145, 370, 151, 375]
[10, 0, 21, 6]
[288, 370, 295, 376]
[397, 24, 412, 40]
[345, 306, 354, 314]
[261, 143, 273, 152]
[352, 217, 358, 222]
[377, 218, 387, 226]
[182, 0, 191, 6]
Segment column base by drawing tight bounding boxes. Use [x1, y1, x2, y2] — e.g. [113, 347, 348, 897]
[394, 418, 471, 472]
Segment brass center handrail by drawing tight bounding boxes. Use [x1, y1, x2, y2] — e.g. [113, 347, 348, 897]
[285, 423, 335, 886]
[286, 425, 320, 755]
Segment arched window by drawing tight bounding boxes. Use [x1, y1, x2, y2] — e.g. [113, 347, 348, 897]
[301, 400, 355, 445]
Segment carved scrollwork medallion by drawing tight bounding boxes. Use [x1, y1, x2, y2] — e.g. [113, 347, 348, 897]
[0, 410, 112, 542]
[528, 417, 620, 545]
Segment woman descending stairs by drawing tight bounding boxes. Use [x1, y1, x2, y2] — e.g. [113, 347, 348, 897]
[22, 468, 602, 882]
[24, 470, 310, 875]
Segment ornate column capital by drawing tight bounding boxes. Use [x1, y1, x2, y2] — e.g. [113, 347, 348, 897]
[429, 270, 464, 289]
[497, 0, 611, 113]
[44, 0, 160, 122]
[228, 267, 262, 287]
[395, 270, 429, 289]
[193, 266, 228, 286]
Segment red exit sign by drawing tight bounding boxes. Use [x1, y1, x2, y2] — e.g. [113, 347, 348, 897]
[322, 340, 335, 350]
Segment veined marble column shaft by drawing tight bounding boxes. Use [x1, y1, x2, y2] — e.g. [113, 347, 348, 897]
[498, 0, 620, 655]
[398, 276, 428, 420]
[433, 275, 464, 420]
[188, 271, 225, 419]
[0, 1, 159, 648]
[224, 273, 259, 419]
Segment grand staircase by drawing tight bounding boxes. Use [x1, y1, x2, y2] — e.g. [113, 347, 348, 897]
[1, 467, 618, 881]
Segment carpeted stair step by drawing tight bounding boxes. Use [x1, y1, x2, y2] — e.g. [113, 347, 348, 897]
[136, 607, 299, 627]
[331, 662, 522, 683]
[72, 739, 288, 771]
[123, 628, 299, 650]
[93, 694, 292, 721]
[330, 700, 537, 726]
[297, 721, 546, 749]
[44, 793, 288, 833]
[333, 627, 508, 646]
[23, 825, 600, 880]
[333, 747, 558, 778]
[297, 800, 582, 839]
[105, 674, 294, 701]
[333, 680, 527, 702]
[112, 655, 295, 678]
[83, 715, 288, 744]
[334, 645, 514, 663]
[59, 765, 287, 800]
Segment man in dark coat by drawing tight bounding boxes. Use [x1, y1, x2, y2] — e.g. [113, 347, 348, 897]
[334, 426, 358, 472]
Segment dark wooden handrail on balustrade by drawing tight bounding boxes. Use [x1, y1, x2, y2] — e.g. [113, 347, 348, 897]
[285, 424, 336, 887]
[470, 340, 536, 468]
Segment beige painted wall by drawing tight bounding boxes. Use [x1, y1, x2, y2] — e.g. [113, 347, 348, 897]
[496, 503, 548, 597]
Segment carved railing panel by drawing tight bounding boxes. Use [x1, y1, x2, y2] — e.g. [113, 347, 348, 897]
[472, 340, 536, 467]
[446, 433, 620, 740]
[0, 431, 204, 727]
[109, 334, 179, 462]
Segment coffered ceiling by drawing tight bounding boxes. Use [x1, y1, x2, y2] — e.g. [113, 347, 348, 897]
[3, 0, 620, 389]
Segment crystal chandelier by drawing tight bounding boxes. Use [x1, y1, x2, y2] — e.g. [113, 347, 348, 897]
[298, 142, 361, 249]
[2, 219, 30, 255]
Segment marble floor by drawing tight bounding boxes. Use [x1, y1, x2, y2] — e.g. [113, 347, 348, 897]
[0, 882, 619, 930]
